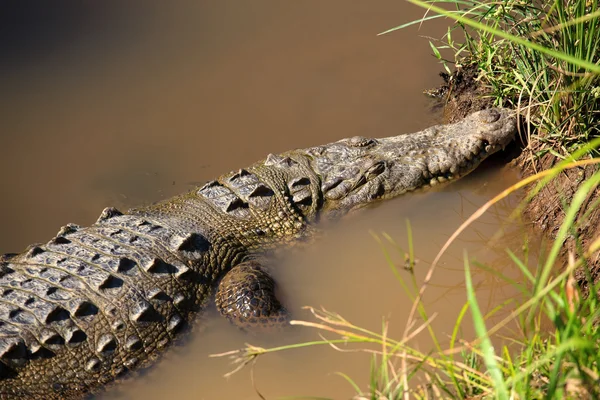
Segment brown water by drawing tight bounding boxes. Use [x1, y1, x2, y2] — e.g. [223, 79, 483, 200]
[0, 2, 536, 399]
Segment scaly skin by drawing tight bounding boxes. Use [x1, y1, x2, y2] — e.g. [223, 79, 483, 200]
[0, 108, 516, 399]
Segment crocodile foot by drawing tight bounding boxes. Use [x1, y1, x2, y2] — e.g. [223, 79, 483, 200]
[215, 261, 288, 331]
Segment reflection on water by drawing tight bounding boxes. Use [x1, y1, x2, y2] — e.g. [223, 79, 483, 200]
[0, 1, 537, 399]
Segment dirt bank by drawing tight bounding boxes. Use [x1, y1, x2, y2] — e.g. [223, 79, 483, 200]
[435, 64, 600, 292]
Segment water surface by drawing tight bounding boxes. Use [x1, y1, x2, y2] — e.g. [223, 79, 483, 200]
[0, 2, 534, 399]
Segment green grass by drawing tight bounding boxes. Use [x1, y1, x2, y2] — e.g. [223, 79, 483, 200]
[213, 1, 600, 398]
[383, 0, 600, 161]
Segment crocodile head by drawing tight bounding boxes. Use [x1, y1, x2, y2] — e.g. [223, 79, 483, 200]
[307, 108, 517, 216]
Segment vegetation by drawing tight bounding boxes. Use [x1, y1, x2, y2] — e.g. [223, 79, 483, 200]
[386, 0, 600, 161]
[215, 1, 600, 398]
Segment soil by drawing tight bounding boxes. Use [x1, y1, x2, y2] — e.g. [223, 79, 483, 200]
[433, 64, 600, 294]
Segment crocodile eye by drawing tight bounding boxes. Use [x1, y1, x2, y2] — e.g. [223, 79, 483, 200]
[347, 136, 377, 148]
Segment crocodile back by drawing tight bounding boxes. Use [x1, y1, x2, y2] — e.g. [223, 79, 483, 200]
[0, 209, 215, 399]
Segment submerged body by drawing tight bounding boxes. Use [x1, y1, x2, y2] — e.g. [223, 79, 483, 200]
[0, 108, 516, 398]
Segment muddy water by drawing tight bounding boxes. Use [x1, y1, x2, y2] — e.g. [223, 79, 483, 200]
[1, 1, 535, 399]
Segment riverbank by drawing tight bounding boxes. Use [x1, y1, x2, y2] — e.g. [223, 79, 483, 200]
[421, 0, 600, 294]
[438, 61, 600, 294]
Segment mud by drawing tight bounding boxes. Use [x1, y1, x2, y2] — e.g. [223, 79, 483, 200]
[427, 65, 494, 123]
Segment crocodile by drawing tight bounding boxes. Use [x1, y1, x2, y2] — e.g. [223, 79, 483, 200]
[0, 108, 517, 399]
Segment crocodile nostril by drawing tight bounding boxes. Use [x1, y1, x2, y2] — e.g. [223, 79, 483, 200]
[480, 109, 501, 123]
